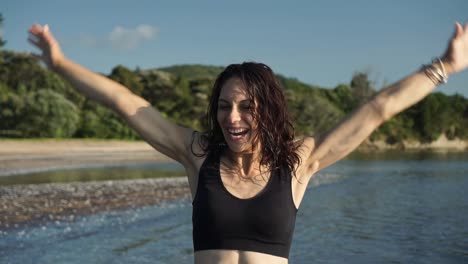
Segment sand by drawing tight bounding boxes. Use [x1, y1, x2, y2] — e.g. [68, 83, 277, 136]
[0, 139, 174, 177]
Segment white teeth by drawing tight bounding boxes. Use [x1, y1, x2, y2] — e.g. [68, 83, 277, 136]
[228, 128, 247, 134]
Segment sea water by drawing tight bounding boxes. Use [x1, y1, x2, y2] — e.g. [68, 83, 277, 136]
[1, 152, 467, 263]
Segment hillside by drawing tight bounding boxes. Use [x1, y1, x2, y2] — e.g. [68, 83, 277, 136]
[1, 50, 467, 147]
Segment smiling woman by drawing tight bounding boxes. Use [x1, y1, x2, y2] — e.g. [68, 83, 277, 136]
[24, 21, 468, 263]
[203, 63, 301, 176]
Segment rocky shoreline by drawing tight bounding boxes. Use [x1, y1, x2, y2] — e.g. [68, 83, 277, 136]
[0, 140, 190, 231]
[1, 138, 465, 231]
[0, 177, 190, 231]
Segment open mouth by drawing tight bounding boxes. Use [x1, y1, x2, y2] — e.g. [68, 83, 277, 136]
[227, 128, 249, 140]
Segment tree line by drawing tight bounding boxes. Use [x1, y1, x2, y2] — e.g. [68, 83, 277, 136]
[0, 51, 467, 144]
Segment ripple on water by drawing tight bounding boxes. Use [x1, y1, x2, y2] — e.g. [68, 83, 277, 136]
[2, 156, 468, 264]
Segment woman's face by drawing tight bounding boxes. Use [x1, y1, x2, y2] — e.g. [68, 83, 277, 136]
[217, 77, 257, 153]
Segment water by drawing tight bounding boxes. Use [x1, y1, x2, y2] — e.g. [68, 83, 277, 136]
[1, 152, 467, 263]
[0, 162, 185, 186]
[293, 153, 468, 263]
[0, 201, 194, 264]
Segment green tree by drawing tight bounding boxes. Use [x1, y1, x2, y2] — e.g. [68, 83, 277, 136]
[0, 50, 85, 106]
[413, 93, 451, 142]
[446, 94, 468, 139]
[325, 84, 356, 113]
[350, 72, 375, 106]
[159, 64, 223, 80]
[74, 98, 138, 139]
[2, 59, 468, 142]
[108, 65, 144, 95]
[288, 90, 344, 135]
[371, 114, 416, 144]
[0, 90, 24, 137]
[17, 89, 80, 137]
[0, 14, 6, 47]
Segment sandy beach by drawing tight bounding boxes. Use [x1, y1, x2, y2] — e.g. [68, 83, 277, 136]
[0, 139, 175, 177]
[0, 140, 189, 230]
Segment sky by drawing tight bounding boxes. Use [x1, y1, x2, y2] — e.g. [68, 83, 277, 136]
[2, 0, 468, 97]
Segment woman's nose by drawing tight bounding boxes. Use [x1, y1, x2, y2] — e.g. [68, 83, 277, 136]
[228, 108, 241, 123]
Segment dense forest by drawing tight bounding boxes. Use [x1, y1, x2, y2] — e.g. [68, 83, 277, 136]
[0, 12, 467, 146]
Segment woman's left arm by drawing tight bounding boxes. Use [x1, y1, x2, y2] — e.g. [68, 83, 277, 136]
[303, 22, 468, 173]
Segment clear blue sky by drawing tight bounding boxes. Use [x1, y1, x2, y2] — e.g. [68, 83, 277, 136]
[3, 0, 468, 97]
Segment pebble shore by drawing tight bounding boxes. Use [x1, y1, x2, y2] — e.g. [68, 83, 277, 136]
[0, 177, 189, 230]
[0, 140, 189, 231]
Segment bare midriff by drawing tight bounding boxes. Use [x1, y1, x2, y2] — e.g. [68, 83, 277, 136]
[194, 250, 288, 264]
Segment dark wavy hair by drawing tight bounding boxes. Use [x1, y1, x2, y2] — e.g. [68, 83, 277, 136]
[195, 62, 301, 175]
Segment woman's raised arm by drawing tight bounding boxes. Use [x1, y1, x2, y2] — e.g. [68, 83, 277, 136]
[27, 24, 196, 166]
[300, 22, 468, 175]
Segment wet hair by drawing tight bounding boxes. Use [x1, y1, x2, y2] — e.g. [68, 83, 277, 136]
[194, 62, 301, 176]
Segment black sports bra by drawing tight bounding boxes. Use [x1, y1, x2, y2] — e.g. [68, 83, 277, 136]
[192, 149, 297, 258]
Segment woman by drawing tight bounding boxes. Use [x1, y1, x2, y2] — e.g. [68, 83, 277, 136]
[28, 22, 468, 263]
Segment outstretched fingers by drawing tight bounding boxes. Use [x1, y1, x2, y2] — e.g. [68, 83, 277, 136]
[27, 34, 51, 55]
[28, 24, 55, 48]
[459, 21, 468, 39]
[28, 24, 45, 37]
[453, 21, 468, 73]
[463, 22, 468, 41]
[27, 35, 40, 48]
[453, 22, 464, 39]
[28, 25, 46, 48]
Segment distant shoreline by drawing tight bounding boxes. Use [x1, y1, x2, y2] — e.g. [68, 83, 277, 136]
[0, 139, 176, 177]
[1, 137, 466, 177]
[359, 134, 467, 152]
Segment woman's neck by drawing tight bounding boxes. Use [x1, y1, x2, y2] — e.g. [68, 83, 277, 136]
[224, 149, 267, 178]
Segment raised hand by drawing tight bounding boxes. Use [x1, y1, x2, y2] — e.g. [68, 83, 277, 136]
[28, 24, 64, 69]
[442, 22, 468, 75]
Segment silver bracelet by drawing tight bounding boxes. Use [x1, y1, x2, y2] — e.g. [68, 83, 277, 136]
[421, 58, 448, 85]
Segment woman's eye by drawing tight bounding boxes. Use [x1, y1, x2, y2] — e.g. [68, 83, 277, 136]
[219, 105, 230, 110]
[241, 104, 252, 111]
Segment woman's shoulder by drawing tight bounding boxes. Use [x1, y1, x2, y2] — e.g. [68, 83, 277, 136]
[292, 135, 318, 174]
[294, 136, 316, 156]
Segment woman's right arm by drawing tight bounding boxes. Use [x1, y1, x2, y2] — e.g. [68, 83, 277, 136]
[28, 24, 197, 166]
